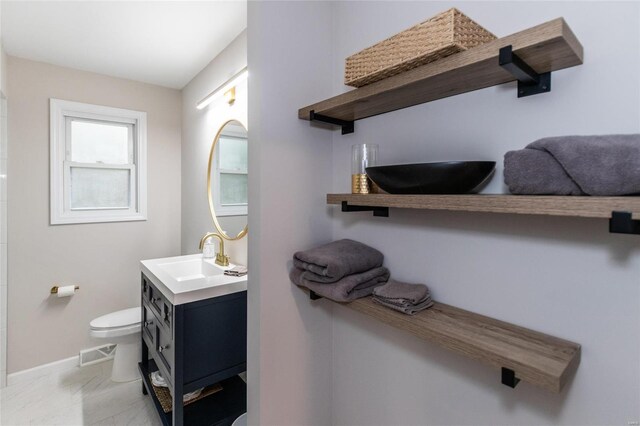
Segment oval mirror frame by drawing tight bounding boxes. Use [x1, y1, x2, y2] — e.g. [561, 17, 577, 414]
[207, 119, 248, 241]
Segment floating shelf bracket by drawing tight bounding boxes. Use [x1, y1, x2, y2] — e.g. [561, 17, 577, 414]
[310, 110, 354, 135]
[609, 211, 640, 235]
[501, 367, 521, 388]
[342, 201, 389, 217]
[499, 45, 551, 98]
[309, 290, 323, 300]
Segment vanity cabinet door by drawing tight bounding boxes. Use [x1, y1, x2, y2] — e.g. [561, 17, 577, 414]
[183, 291, 247, 384]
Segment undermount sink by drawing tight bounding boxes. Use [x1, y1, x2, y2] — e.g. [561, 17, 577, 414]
[157, 258, 224, 282]
[140, 254, 247, 305]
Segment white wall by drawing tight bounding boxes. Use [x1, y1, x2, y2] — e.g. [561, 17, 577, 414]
[181, 30, 248, 265]
[6, 57, 182, 373]
[247, 2, 335, 424]
[329, 2, 640, 425]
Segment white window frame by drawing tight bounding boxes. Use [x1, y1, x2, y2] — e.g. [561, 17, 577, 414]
[50, 99, 147, 225]
[214, 130, 248, 217]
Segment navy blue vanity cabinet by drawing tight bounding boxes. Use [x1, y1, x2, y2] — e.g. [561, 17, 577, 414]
[139, 273, 247, 426]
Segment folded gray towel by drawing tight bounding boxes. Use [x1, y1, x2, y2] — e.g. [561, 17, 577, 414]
[293, 239, 384, 283]
[373, 296, 434, 316]
[504, 134, 640, 195]
[372, 279, 430, 305]
[374, 293, 430, 308]
[224, 265, 248, 277]
[290, 266, 389, 302]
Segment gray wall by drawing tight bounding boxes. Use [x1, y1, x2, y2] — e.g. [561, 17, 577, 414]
[247, 2, 334, 424]
[329, 2, 640, 425]
[6, 57, 182, 373]
[248, 1, 640, 424]
[0, 9, 7, 385]
[181, 31, 247, 265]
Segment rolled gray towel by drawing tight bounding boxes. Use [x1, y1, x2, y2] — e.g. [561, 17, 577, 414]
[290, 266, 389, 302]
[373, 296, 434, 316]
[504, 134, 640, 195]
[372, 279, 430, 305]
[293, 239, 383, 283]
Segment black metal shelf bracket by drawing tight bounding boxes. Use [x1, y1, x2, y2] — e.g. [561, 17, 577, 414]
[309, 290, 323, 300]
[501, 367, 521, 388]
[341, 201, 389, 217]
[499, 45, 551, 98]
[310, 110, 355, 135]
[609, 211, 640, 235]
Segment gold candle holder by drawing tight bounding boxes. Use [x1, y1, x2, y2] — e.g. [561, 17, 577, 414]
[351, 144, 379, 194]
[351, 174, 370, 194]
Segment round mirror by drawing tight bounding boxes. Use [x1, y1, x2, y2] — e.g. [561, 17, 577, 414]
[207, 119, 248, 240]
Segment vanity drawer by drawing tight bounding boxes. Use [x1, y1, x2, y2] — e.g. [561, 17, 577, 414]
[142, 305, 156, 345]
[142, 275, 172, 332]
[155, 325, 174, 382]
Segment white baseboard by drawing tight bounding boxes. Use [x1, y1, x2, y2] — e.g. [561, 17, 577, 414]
[6, 355, 79, 387]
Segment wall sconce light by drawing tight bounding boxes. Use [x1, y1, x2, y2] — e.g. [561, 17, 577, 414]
[224, 87, 236, 105]
[197, 67, 247, 110]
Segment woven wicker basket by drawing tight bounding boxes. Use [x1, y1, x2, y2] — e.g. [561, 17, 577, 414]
[344, 8, 496, 88]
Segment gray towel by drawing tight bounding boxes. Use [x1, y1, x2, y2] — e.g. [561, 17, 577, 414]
[290, 266, 389, 302]
[372, 279, 430, 305]
[293, 239, 384, 283]
[505, 134, 640, 195]
[373, 296, 434, 316]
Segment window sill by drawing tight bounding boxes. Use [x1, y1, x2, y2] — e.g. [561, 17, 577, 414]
[51, 212, 147, 225]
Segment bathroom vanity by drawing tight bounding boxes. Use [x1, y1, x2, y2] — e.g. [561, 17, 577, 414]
[139, 254, 248, 426]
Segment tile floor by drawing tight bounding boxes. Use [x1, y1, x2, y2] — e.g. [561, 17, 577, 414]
[0, 360, 158, 425]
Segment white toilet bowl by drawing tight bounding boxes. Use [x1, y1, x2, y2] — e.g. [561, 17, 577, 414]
[232, 413, 247, 426]
[90, 307, 141, 382]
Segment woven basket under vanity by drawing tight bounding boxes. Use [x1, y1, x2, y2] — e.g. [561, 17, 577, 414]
[344, 8, 497, 88]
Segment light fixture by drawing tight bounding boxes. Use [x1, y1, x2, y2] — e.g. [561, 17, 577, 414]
[224, 87, 236, 105]
[196, 67, 247, 110]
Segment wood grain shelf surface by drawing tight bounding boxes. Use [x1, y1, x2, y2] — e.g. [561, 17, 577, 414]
[299, 18, 583, 123]
[339, 296, 581, 393]
[327, 194, 640, 219]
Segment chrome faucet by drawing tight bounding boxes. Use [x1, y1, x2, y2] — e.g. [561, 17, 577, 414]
[198, 232, 230, 267]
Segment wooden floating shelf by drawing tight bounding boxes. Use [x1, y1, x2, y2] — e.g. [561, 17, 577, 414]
[323, 294, 581, 393]
[299, 18, 583, 125]
[327, 193, 640, 220]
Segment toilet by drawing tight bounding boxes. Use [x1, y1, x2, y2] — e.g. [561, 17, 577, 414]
[232, 413, 247, 426]
[89, 307, 141, 382]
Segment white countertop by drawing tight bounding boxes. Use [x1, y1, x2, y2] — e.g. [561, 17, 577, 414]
[140, 254, 248, 305]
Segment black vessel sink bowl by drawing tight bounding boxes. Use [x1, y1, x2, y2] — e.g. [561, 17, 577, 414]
[366, 161, 496, 194]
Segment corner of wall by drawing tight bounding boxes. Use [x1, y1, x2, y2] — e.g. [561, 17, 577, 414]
[247, 1, 335, 424]
[180, 30, 247, 261]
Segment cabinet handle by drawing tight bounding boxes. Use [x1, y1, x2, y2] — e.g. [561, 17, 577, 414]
[144, 320, 153, 327]
[158, 345, 169, 353]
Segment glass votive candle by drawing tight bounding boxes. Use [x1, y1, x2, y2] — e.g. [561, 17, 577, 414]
[351, 144, 378, 194]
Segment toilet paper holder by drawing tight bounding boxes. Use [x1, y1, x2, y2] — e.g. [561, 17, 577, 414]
[50, 285, 80, 294]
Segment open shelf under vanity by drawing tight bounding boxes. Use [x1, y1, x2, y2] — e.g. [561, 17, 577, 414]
[139, 359, 246, 426]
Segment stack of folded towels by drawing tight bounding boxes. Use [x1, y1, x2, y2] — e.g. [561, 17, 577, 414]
[372, 280, 433, 315]
[290, 239, 390, 302]
[504, 134, 640, 195]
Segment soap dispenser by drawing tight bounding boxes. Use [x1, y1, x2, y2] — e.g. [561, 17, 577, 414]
[203, 239, 216, 259]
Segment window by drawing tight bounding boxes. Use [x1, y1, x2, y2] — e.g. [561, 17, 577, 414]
[214, 124, 247, 216]
[50, 99, 147, 224]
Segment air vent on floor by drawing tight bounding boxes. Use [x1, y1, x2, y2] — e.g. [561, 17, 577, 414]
[79, 344, 116, 367]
